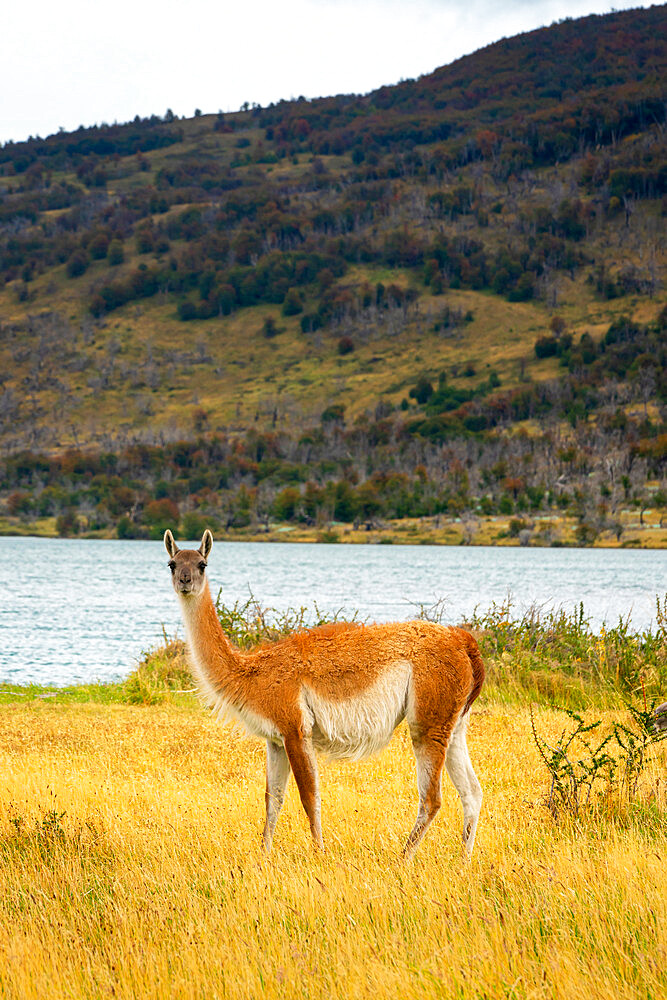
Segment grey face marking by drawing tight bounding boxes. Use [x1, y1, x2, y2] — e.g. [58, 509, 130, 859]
[164, 529, 212, 597]
[168, 550, 208, 596]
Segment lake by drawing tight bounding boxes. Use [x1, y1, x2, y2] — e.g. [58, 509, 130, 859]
[1, 537, 665, 687]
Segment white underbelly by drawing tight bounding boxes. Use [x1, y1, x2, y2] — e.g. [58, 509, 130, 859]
[301, 659, 412, 760]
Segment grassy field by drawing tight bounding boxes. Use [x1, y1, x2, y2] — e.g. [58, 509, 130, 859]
[0, 604, 665, 999]
[0, 700, 664, 999]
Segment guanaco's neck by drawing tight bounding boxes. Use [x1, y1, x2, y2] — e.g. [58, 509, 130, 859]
[178, 582, 247, 692]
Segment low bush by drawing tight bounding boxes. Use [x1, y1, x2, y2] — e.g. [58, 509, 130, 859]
[468, 595, 667, 704]
[122, 636, 192, 705]
[213, 590, 360, 649]
[531, 699, 667, 823]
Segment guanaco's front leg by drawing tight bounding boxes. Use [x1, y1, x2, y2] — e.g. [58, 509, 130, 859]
[283, 730, 323, 849]
[263, 740, 291, 852]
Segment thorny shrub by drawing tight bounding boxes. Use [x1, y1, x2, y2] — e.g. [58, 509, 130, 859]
[530, 699, 667, 822]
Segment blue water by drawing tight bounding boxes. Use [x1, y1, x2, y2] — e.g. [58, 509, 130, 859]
[1, 537, 665, 686]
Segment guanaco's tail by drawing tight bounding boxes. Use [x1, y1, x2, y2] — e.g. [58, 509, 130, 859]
[461, 630, 485, 714]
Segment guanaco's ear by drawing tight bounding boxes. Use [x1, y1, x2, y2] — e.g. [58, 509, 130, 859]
[198, 529, 213, 560]
[164, 529, 179, 558]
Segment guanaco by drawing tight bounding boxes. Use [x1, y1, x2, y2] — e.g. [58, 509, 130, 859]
[165, 529, 484, 857]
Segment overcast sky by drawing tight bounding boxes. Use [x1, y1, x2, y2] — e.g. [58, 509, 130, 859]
[0, 1, 654, 145]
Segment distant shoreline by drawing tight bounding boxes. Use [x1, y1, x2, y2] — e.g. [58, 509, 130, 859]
[1, 513, 665, 548]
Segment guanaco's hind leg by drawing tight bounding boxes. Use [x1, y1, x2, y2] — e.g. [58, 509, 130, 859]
[263, 741, 291, 852]
[283, 731, 323, 849]
[404, 730, 447, 859]
[445, 714, 483, 857]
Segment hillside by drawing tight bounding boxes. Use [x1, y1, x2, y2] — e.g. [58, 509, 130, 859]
[0, 6, 665, 543]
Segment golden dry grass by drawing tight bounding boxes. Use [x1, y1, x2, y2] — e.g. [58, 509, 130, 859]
[0, 699, 665, 999]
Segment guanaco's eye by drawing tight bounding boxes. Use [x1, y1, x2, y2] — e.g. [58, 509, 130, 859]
[198, 561, 207, 572]
[168, 560, 176, 572]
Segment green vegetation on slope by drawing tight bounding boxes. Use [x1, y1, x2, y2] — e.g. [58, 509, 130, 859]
[0, 7, 665, 541]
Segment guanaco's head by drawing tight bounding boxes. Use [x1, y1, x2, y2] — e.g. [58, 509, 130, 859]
[164, 528, 213, 598]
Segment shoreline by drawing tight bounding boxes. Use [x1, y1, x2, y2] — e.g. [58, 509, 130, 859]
[1, 512, 665, 548]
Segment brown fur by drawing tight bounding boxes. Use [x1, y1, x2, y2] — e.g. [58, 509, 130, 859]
[461, 631, 485, 714]
[195, 592, 477, 725]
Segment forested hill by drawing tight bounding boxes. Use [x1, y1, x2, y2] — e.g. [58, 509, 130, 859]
[0, 6, 665, 543]
[261, 4, 667, 164]
[3, 6, 666, 174]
